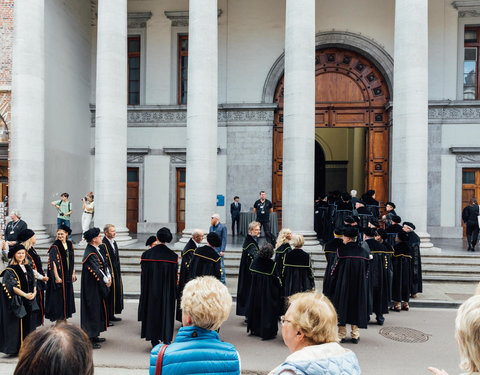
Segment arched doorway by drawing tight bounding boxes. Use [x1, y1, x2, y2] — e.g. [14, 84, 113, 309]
[273, 48, 391, 222]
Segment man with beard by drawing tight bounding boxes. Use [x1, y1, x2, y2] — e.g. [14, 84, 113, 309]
[99, 224, 123, 325]
[138, 227, 178, 347]
[236, 221, 260, 317]
[331, 227, 370, 344]
[176, 229, 203, 322]
[81, 227, 111, 349]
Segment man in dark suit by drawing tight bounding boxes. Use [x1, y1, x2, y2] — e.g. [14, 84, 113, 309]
[99, 224, 124, 324]
[230, 196, 241, 236]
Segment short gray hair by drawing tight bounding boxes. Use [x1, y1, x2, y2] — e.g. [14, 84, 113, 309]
[103, 224, 115, 233]
[211, 213, 220, 220]
[10, 209, 21, 218]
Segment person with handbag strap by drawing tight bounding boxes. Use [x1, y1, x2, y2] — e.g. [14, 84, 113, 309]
[149, 276, 240, 375]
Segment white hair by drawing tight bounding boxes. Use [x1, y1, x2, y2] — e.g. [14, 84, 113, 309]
[350, 190, 357, 197]
[10, 209, 21, 218]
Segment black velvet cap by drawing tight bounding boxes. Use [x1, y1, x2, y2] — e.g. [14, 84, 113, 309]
[391, 215, 402, 224]
[145, 236, 157, 246]
[343, 227, 359, 239]
[369, 218, 380, 228]
[344, 216, 356, 224]
[207, 232, 222, 247]
[8, 244, 26, 259]
[58, 224, 72, 235]
[386, 201, 396, 209]
[84, 227, 100, 243]
[341, 192, 351, 201]
[364, 227, 378, 238]
[156, 227, 173, 243]
[17, 229, 35, 243]
[403, 222, 416, 230]
[377, 228, 388, 240]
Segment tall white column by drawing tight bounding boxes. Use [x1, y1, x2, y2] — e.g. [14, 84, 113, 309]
[180, 0, 218, 242]
[392, 0, 437, 250]
[10, 0, 49, 243]
[94, 0, 133, 245]
[282, 0, 319, 249]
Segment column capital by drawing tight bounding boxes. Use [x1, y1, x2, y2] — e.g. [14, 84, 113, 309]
[452, 1, 480, 17]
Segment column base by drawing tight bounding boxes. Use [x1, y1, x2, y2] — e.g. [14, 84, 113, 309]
[417, 231, 442, 254]
[31, 225, 51, 245]
[113, 227, 137, 247]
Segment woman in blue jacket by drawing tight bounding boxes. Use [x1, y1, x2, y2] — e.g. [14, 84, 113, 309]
[150, 276, 240, 375]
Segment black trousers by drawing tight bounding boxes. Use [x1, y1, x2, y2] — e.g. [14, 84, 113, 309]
[231, 216, 240, 235]
[466, 222, 479, 247]
[259, 221, 274, 245]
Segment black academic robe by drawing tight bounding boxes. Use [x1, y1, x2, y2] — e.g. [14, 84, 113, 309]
[99, 237, 124, 317]
[365, 239, 393, 317]
[282, 249, 315, 299]
[408, 231, 423, 295]
[81, 245, 110, 338]
[246, 257, 282, 340]
[385, 224, 402, 247]
[236, 235, 259, 316]
[0, 265, 38, 355]
[26, 247, 45, 328]
[274, 242, 291, 283]
[322, 238, 343, 299]
[331, 242, 370, 328]
[364, 197, 380, 219]
[188, 245, 222, 281]
[45, 240, 75, 321]
[176, 238, 197, 322]
[392, 241, 412, 303]
[138, 244, 178, 343]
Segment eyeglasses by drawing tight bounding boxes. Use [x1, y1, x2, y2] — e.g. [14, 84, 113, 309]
[280, 316, 292, 326]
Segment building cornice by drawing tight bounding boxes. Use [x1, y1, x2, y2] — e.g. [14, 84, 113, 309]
[452, 1, 480, 17]
[164, 10, 223, 27]
[428, 100, 480, 123]
[128, 12, 153, 29]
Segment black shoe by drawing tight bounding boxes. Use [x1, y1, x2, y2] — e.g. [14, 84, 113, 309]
[108, 322, 114, 327]
[110, 316, 122, 322]
[376, 319, 384, 326]
[351, 337, 360, 344]
[340, 338, 348, 343]
[91, 337, 106, 343]
[151, 340, 160, 348]
[92, 342, 101, 349]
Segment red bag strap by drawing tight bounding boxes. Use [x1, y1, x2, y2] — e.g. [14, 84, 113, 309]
[154, 344, 169, 375]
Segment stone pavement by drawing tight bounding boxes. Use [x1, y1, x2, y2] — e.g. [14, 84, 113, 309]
[0, 301, 462, 375]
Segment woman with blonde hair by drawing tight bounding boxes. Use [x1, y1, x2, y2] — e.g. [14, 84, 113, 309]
[428, 294, 480, 375]
[0, 244, 38, 355]
[149, 276, 240, 374]
[275, 228, 292, 281]
[270, 292, 361, 375]
[81, 192, 95, 239]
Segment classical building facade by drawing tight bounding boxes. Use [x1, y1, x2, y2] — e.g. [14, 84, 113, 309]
[3, 0, 480, 246]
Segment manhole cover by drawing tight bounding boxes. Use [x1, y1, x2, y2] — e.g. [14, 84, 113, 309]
[379, 327, 430, 343]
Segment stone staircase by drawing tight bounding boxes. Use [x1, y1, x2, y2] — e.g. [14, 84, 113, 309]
[34, 245, 480, 283]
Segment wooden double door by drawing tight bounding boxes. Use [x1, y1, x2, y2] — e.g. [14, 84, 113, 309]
[273, 48, 391, 223]
[462, 169, 480, 237]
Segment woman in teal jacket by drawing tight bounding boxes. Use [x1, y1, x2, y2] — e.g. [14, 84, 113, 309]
[149, 276, 240, 375]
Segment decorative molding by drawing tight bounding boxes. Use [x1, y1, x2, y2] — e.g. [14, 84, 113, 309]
[127, 154, 145, 163]
[90, 104, 276, 127]
[128, 12, 153, 29]
[164, 10, 223, 27]
[428, 100, 480, 123]
[262, 31, 394, 103]
[456, 154, 480, 162]
[450, 147, 480, 154]
[90, 0, 97, 26]
[452, 1, 480, 17]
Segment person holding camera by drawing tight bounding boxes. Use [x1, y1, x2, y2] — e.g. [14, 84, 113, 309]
[51, 193, 72, 230]
[81, 192, 95, 236]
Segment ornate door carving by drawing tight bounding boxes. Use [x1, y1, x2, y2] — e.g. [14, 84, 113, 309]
[273, 48, 391, 224]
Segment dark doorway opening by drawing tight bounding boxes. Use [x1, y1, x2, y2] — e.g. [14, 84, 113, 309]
[315, 142, 325, 199]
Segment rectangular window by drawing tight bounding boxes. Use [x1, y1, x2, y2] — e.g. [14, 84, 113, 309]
[178, 35, 188, 105]
[464, 27, 480, 100]
[128, 36, 141, 105]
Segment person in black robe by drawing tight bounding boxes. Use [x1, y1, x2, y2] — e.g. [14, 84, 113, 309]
[362, 189, 380, 219]
[45, 225, 76, 322]
[282, 234, 315, 300]
[138, 227, 178, 347]
[331, 227, 370, 344]
[333, 193, 353, 229]
[403, 221, 423, 298]
[81, 228, 111, 349]
[176, 229, 203, 322]
[322, 228, 343, 299]
[363, 228, 391, 325]
[462, 197, 479, 251]
[188, 232, 222, 281]
[381, 201, 397, 227]
[99, 224, 124, 323]
[145, 236, 157, 248]
[19, 229, 47, 328]
[385, 214, 402, 247]
[391, 231, 412, 312]
[246, 243, 282, 340]
[376, 228, 394, 304]
[236, 221, 260, 316]
[274, 228, 292, 284]
[0, 244, 38, 355]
